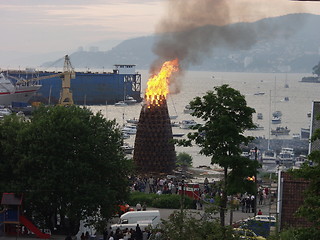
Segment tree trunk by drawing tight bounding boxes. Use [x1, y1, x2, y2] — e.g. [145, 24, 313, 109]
[220, 167, 228, 227]
[229, 208, 233, 226]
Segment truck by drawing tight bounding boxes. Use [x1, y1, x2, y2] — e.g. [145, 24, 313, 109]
[110, 210, 161, 231]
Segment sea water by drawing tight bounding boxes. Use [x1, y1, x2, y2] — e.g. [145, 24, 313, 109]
[88, 70, 319, 167]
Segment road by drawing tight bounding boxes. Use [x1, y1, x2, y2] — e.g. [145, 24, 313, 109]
[0, 198, 275, 240]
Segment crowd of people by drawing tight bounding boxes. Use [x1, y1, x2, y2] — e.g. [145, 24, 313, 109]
[113, 176, 274, 240]
[130, 176, 272, 212]
[106, 224, 151, 240]
[130, 176, 180, 195]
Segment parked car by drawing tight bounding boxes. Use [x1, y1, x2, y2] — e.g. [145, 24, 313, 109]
[233, 228, 266, 240]
[253, 215, 276, 223]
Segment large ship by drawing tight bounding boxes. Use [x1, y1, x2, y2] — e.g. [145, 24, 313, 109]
[4, 64, 142, 105]
[0, 73, 41, 106]
[300, 76, 320, 83]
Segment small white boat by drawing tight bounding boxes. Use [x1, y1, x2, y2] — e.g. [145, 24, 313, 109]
[180, 120, 197, 129]
[249, 123, 264, 131]
[0, 107, 12, 116]
[254, 92, 265, 96]
[121, 144, 134, 154]
[294, 155, 307, 168]
[122, 132, 130, 139]
[115, 101, 128, 107]
[262, 151, 277, 165]
[183, 105, 194, 114]
[271, 126, 290, 135]
[277, 147, 294, 165]
[124, 96, 137, 105]
[122, 125, 137, 135]
[171, 121, 180, 127]
[126, 118, 139, 124]
[271, 116, 281, 124]
[272, 111, 282, 117]
[292, 133, 300, 139]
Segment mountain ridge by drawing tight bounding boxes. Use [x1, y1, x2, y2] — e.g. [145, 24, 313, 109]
[22, 13, 320, 73]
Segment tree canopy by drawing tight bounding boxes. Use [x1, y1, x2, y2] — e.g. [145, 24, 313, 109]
[152, 210, 235, 240]
[176, 152, 193, 168]
[177, 84, 259, 226]
[0, 105, 132, 234]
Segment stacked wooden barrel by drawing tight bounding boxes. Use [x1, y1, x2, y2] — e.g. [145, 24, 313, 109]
[133, 95, 176, 174]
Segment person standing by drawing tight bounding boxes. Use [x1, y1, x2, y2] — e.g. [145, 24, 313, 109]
[108, 231, 114, 240]
[81, 233, 86, 240]
[135, 224, 143, 240]
[245, 197, 251, 213]
[136, 202, 142, 211]
[142, 202, 147, 211]
[241, 198, 246, 212]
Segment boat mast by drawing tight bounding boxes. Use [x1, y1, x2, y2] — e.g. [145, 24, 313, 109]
[268, 90, 271, 150]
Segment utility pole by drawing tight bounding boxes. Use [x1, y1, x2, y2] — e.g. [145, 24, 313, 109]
[254, 147, 258, 216]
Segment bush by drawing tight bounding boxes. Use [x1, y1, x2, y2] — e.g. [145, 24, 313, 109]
[128, 192, 157, 207]
[128, 192, 195, 209]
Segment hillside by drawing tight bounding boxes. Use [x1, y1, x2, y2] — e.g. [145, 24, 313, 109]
[43, 13, 320, 73]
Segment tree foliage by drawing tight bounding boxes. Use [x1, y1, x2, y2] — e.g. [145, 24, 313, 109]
[0, 105, 132, 234]
[176, 84, 259, 226]
[150, 210, 236, 240]
[176, 152, 193, 167]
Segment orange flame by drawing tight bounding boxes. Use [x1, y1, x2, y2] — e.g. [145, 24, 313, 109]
[145, 59, 179, 106]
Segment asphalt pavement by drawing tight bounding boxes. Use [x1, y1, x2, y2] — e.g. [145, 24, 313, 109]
[153, 198, 274, 226]
[0, 198, 275, 240]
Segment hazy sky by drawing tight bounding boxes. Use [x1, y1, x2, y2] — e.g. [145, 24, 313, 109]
[1, 0, 320, 55]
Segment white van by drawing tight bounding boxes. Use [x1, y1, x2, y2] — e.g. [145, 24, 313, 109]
[110, 221, 152, 232]
[111, 210, 161, 231]
[119, 210, 160, 225]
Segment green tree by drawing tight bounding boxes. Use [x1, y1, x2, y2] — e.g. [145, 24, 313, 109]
[176, 152, 193, 168]
[177, 84, 259, 227]
[150, 210, 236, 240]
[0, 105, 132, 235]
[312, 61, 320, 77]
[0, 114, 28, 192]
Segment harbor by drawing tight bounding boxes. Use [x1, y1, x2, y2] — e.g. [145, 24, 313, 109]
[2, 70, 315, 169]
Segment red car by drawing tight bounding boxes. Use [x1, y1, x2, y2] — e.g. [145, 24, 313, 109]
[118, 204, 134, 215]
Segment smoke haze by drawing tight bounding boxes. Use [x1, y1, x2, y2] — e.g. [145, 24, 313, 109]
[151, 0, 306, 92]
